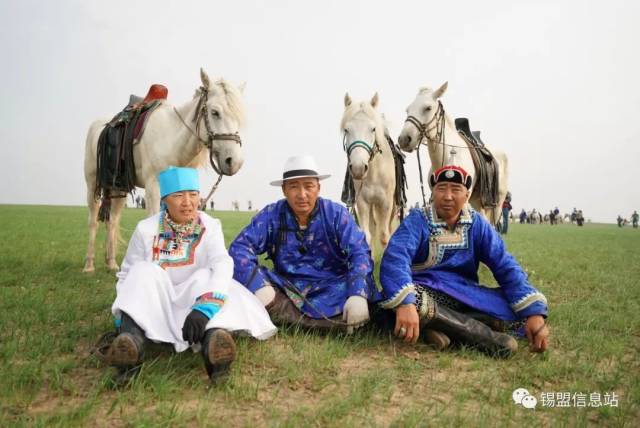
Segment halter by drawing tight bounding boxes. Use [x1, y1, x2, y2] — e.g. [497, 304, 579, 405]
[342, 133, 382, 160]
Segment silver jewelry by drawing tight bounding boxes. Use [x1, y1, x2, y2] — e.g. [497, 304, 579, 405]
[399, 327, 407, 336]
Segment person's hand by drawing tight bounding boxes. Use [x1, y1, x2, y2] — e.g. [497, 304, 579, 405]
[182, 310, 209, 345]
[255, 285, 276, 307]
[395, 304, 420, 343]
[525, 315, 549, 352]
[342, 296, 369, 334]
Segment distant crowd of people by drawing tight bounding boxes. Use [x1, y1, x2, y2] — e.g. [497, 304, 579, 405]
[514, 207, 585, 226]
[617, 211, 639, 228]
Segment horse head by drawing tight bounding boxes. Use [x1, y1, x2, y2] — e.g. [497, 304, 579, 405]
[398, 82, 448, 152]
[341, 92, 384, 180]
[196, 68, 246, 176]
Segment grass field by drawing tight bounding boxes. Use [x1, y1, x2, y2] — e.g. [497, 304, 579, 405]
[0, 205, 638, 427]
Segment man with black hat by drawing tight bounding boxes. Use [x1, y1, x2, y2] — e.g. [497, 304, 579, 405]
[379, 157, 549, 357]
[229, 155, 381, 332]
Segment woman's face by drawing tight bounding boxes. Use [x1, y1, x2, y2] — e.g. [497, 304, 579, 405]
[164, 190, 200, 224]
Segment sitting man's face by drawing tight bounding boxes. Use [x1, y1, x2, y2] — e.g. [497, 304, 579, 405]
[282, 178, 320, 220]
[433, 182, 469, 222]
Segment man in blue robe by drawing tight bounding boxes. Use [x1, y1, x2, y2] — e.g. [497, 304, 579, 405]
[380, 162, 549, 357]
[229, 155, 380, 332]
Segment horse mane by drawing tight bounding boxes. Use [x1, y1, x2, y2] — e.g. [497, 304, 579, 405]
[215, 78, 247, 128]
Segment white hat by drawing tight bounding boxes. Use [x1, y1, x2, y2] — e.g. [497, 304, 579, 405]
[270, 155, 331, 186]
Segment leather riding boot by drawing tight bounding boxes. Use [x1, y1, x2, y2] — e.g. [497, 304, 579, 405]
[109, 312, 146, 369]
[202, 328, 236, 383]
[418, 294, 517, 358]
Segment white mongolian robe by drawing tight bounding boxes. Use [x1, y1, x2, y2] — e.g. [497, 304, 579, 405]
[112, 211, 276, 352]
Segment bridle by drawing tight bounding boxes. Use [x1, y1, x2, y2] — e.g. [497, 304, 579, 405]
[404, 100, 447, 164]
[173, 85, 243, 207]
[192, 86, 242, 175]
[342, 130, 382, 222]
[403, 100, 447, 208]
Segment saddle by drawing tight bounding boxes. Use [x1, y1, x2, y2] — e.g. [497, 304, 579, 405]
[454, 117, 500, 209]
[95, 84, 167, 205]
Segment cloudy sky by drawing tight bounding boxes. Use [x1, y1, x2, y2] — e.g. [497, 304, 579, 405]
[1, 0, 638, 223]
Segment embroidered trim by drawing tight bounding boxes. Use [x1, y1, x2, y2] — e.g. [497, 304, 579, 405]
[417, 291, 436, 320]
[152, 212, 206, 268]
[512, 292, 548, 312]
[380, 283, 415, 309]
[196, 291, 227, 306]
[411, 204, 472, 271]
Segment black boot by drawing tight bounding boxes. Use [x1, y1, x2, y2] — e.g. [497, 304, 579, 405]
[109, 312, 146, 369]
[202, 329, 236, 383]
[418, 294, 517, 358]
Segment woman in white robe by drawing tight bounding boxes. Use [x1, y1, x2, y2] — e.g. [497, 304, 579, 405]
[109, 166, 276, 383]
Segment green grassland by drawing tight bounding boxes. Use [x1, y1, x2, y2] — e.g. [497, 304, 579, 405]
[0, 205, 638, 427]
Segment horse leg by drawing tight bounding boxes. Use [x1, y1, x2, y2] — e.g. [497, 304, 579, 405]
[144, 178, 161, 214]
[356, 200, 372, 247]
[83, 190, 100, 273]
[373, 200, 393, 248]
[105, 197, 126, 271]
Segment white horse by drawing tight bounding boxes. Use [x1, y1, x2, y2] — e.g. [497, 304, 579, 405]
[398, 83, 509, 226]
[341, 93, 398, 248]
[83, 68, 246, 272]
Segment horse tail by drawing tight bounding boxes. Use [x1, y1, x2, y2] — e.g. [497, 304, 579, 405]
[98, 195, 111, 222]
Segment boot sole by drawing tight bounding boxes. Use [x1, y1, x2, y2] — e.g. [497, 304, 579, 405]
[109, 333, 140, 367]
[208, 330, 236, 363]
[423, 329, 451, 351]
[206, 330, 236, 382]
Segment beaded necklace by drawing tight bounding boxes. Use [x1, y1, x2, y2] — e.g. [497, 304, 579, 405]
[152, 211, 204, 265]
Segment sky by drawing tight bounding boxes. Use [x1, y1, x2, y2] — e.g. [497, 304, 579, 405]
[1, 0, 639, 223]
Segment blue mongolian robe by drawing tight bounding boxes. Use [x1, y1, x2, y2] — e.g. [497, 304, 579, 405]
[229, 198, 381, 319]
[380, 205, 547, 321]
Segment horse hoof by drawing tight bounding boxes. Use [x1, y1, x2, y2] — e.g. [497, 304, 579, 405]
[83, 261, 95, 273]
[107, 262, 119, 272]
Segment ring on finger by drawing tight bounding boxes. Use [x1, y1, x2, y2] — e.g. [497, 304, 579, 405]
[399, 327, 407, 336]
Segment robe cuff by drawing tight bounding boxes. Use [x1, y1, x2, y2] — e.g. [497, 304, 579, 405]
[511, 292, 548, 319]
[193, 292, 227, 319]
[380, 283, 416, 309]
[244, 265, 269, 294]
[347, 274, 369, 298]
[515, 301, 548, 320]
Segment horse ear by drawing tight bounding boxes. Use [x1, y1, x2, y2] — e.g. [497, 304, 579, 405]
[200, 68, 211, 89]
[344, 93, 352, 107]
[238, 81, 247, 93]
[370, 92, 379, 108]
[433, 81, 448, 99]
